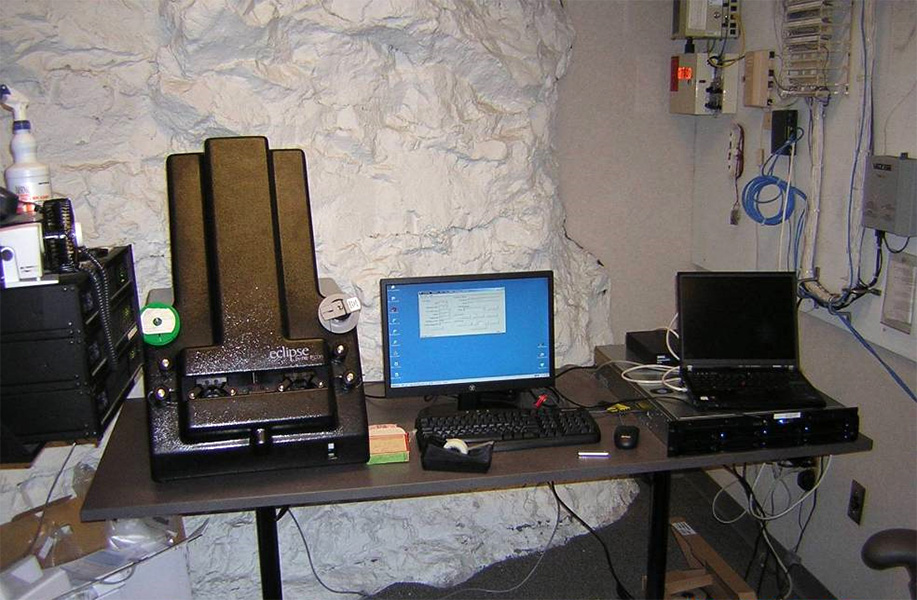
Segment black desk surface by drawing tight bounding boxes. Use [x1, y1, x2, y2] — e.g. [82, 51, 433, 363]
[81, 369, 872, 521]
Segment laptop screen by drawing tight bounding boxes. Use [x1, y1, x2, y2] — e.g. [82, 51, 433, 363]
[677, 272, 799, 368]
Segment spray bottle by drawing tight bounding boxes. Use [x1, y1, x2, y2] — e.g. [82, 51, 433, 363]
[0, 84, 52, 213]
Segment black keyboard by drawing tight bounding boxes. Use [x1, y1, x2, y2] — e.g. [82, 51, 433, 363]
[688, 369, 804, 392]
[685, 369, 825, 410]
[415, 406, 601, 452]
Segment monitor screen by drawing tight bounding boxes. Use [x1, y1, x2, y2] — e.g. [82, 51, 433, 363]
[380, 271, 554, 407]
[677, 271, 799, 366]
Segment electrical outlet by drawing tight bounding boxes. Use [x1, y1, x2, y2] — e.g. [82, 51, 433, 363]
[848, 480, 866, 525]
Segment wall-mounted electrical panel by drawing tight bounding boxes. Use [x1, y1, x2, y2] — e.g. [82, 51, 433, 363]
[779, 0, 852, 97]
[743, 50, 775, 107]
[672, 0, 740, 39]
[670, 53, 739, 115]
[863, 155, 917, 237]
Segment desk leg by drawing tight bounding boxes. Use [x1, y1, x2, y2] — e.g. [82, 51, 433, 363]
[256, 507, 283, 600]
[645, 471, 671, 600]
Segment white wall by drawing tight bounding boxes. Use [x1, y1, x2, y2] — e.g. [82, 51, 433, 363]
[557, 0, 697, 339]
[687, 2, 916, 598]
[557, 1, 916, 599]
[690, 0, 917, 358]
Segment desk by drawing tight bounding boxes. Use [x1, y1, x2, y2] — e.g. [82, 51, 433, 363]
[82, 368, 871, 599]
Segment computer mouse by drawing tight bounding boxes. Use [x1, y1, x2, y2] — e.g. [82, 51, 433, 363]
[614, 425, 639, 450]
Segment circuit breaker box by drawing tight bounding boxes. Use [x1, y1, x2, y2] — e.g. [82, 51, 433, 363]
[672, 0, 740, 39]
[863, 155, 917, 237]
[670, 53, 739, 115]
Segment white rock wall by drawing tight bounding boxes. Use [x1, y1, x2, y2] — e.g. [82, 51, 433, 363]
[185, 479, 638, 598]
[1, 0, 628, 596]
[1, 0, 611, 373]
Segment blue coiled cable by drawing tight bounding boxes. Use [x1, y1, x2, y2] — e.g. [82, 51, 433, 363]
[741, 173, 806, 225]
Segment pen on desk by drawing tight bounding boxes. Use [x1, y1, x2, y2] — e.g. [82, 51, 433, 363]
[578, 451, 610, 458]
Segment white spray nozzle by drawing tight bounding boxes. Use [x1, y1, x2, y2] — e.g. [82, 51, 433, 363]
[0, 84, 29, 123]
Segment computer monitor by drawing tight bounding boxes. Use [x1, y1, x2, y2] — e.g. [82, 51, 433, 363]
[677, 271, 799, 366]
[380, 271, 555, 410]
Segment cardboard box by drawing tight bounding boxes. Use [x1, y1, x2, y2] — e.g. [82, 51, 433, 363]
[668, 517, 757, 600]
[368, 424, 409, 464]
[1, 495, 109, 570]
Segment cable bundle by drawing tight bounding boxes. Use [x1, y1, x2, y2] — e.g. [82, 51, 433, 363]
[741, 132, 806, 226]
[741, 173, 806, 225]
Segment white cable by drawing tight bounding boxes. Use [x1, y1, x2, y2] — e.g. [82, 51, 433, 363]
[665, 313, 680, 361]
[882, 80, 917, 154]
[725, 460, 821, 600]
[619, 364, 687, 393]
[619, 364, 670, 385]
[846, 0, 876, 288]
[777, 140, 796, 269]
[27, 443, 78, 554]
[660, 366, 688, 393]
[749, 456, 833, 522]
[765, 466, 795, 516]
[712, 477, 750, 525]
[800, 101, 825, 283]
[800, 0, 875, 303]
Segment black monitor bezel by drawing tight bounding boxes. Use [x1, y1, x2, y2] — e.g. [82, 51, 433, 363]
[379, 270, 556, 400]
[676, 270, 800, 368]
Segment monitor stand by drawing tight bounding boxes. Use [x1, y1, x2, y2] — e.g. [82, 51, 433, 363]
[456, 389, 525, 411]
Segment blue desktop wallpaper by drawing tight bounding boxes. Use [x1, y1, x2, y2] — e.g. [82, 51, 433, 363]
[383, 276, 552, 389]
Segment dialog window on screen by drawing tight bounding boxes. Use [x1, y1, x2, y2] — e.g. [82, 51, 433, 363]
[419, 288, 506, 339]
[384, 277, 551, 389]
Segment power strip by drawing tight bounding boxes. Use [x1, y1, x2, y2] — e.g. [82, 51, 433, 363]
[726, 123, 745, 178]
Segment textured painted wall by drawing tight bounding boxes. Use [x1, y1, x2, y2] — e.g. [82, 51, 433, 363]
[0, 0, 611, 373]
[0, 0, 632, 596]
[184, 480, 638, 598]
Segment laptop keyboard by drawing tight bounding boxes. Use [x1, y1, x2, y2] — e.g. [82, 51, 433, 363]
[686, 369, 824, 410]
[688, 369, 800, 393]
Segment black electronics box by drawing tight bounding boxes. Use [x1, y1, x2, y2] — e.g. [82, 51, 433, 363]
[625, 329, 676, 366]
[0, 246, 142, 461]
[771, 109, 798, 156]
[146, 137, 369, 481]
[594, 345, 859, 458]
[645, 394, 859, 457]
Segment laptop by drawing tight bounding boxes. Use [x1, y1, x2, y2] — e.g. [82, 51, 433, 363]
[676, 271, 826, 412]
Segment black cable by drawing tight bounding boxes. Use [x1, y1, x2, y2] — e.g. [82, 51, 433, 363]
[81, 249, 119, 370]
[547, 385, 607, 410]
[860, 231, 885, 288]
[884, 235, 912, 254]
[287, 509, 370, 598]
[756, 544, 770, 596]
[793, 489, 818, 555]
[554, 364, 623, 409]
[823, 230, 885, 311]
[555, 364, 596, 379]
[745, 523, 764, 581]
[548, 385, 585, 408]
[793, 461, 822, 554]
[548, 482, 634, 600]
